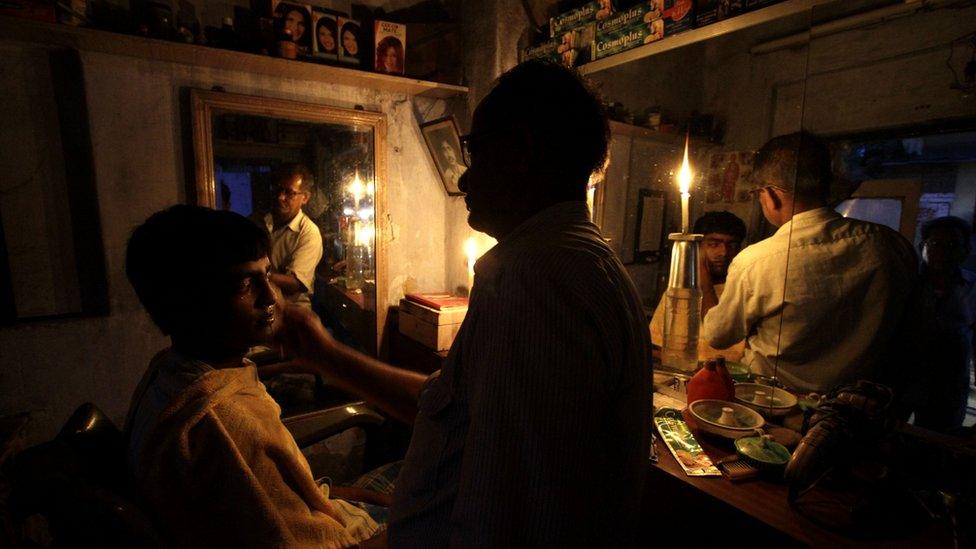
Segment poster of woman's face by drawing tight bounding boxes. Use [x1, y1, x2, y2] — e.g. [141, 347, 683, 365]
[421, 117, 466, 196]
[273, 1, 312, 53]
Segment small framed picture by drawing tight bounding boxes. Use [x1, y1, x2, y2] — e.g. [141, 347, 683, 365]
[420, 117, 466, 196]
[634, 188, 666, 262]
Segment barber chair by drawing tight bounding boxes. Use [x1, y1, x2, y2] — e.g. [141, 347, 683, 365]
[6, 401, 396, 546]
[6, 403, 165, 547]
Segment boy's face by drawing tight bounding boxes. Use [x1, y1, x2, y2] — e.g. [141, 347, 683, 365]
[205, 257, 279, 354]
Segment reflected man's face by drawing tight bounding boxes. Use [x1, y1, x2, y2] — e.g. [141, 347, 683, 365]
[701, 232, 741, 281]
[273, 174, 309, 222]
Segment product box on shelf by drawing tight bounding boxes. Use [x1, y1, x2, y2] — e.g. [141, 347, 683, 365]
[594, 18, 664, 59]
[694, 0, 744, 27]
[311, 9, 338, 61]
[596, 1, 664, 34]
[660, 0, 695, 35]
[271, 0, 314, 55]
[523, 24, 594, 68]
[550, 0, 614, 37]
[336, 15, 362, 65]
[374, 20, 405, 75]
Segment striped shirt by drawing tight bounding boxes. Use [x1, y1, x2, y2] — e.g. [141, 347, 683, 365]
[389, 201, 652, 548]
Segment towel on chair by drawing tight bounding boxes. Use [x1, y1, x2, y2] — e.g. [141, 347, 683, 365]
[134, 364, 374, 548]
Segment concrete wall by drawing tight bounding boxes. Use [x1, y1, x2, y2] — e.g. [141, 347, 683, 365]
[0, 41, 449, 444]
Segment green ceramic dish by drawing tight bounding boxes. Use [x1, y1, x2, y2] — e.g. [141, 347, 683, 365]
[725, 361, 752, 382]
[734, 434, 792, 471]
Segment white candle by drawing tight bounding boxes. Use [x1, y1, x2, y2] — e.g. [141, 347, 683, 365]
[677, 134, 693, 234]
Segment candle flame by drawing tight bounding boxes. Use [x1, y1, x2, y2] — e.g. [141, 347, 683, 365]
[349, 171, 365, 204]
[677, 134, 693, 195]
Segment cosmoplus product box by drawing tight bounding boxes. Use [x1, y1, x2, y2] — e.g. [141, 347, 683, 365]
[660, 0, 695, 35]
[550, 0, 614, 37]
[336, 15, 361, 65]
[374, 20, 405, 74]
[312, 9, 338, 61]
[595, 1, 663, 34]
[594, 18, 664, 59]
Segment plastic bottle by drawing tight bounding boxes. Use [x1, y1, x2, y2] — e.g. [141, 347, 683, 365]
[687, 359, 734, 404]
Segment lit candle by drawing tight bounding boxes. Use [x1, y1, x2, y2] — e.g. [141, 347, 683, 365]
[677, 134, 693, 234]
[464, 237, 477, 291]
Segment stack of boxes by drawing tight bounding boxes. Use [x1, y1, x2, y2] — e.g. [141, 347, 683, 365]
[521, 0, 786, 67]
[593, 0, 694, 61]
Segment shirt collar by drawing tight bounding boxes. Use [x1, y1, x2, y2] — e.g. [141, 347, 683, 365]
[265, 210, 306, 233]
[474, 201, 591, 283]
[774, 206, 839, 237]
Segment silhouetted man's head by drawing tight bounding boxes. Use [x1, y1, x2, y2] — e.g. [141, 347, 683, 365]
[126, 205, 277, 360]
[751, 131, 832, 226]
[694, 211, 746, 282]
[920, 215, 971, 271]
[458, 60, 608, 238]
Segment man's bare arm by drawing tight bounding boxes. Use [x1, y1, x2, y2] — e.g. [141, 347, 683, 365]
[270, 272, 305, 296]
[278, 305, 427, 425]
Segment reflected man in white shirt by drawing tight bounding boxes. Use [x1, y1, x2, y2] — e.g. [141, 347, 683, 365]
[261, 164, 323, 308]
[702, 132, 916, 393]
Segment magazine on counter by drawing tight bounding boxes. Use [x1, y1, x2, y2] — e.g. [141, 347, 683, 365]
[654, 408, 721, 477]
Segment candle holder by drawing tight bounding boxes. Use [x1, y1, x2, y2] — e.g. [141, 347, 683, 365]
[661, 231, 703, 374]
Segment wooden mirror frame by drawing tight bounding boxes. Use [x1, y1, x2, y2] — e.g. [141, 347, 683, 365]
[189, 88, 389, 355]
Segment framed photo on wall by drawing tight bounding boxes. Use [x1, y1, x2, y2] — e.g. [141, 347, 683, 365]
[420, 117, 466, 196]
[634, 188, 666, 262]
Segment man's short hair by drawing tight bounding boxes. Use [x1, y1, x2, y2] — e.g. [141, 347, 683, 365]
[477, 60, 609, 193]
[126, 205, 269, 335]
[273, 163, 315, 193]
[694, 211, 746, 242]
[751, 131, 832, 205]
[921, 215, 972, 249]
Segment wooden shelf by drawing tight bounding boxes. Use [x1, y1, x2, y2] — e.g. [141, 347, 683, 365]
[580, 0, 835, 75]
[0, 15, 468, 99]
[609, 120, 716, 148]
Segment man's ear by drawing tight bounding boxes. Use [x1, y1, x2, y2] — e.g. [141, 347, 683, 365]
[767, 187, 785, 211]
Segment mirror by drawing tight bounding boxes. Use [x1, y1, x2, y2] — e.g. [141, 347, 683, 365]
[190, 89, 387, 357]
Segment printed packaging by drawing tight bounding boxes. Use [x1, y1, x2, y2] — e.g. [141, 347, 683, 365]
[374, 20, 406, 75]
[550, 0, 614, 37]
[594, 18, 664, 59]
[337, 15, 362, 66]
[312, 9, 338, 61]
[694, 0, 744, 27]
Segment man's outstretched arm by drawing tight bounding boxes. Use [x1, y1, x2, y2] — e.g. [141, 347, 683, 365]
[278, 305, 427, 425]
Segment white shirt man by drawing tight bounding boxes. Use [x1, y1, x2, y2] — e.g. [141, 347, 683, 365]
[702, 132, 916, 392]
[264, 167, 323, 307]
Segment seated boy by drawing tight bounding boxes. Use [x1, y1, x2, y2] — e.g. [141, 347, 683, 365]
[124, 205, 379, 547]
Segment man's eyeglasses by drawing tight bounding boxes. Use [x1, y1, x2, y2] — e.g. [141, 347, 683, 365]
[274, 187, 307, 198]
[459, 126, 520, 167]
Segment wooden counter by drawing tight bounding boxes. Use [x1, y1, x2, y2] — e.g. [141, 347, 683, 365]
[643, 435, 954, 547]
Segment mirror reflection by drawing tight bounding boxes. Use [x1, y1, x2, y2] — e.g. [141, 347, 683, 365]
[212, 111, 377, 355]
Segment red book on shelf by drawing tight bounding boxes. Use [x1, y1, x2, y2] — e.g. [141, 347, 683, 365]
[405, 293, 469, 310]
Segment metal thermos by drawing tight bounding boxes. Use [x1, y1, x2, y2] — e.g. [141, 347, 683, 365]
[662, 232, 703, 373]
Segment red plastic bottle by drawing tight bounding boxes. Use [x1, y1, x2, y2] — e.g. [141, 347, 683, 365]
[687, 359, 735, 404]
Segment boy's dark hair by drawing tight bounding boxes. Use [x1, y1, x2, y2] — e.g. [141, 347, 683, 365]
[477, 60, 609, 195]
[752, 131, 832, 205]
[921, 215, 972, 249]
[694, 211, 746, 242]
[126, 205, 269, 335]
